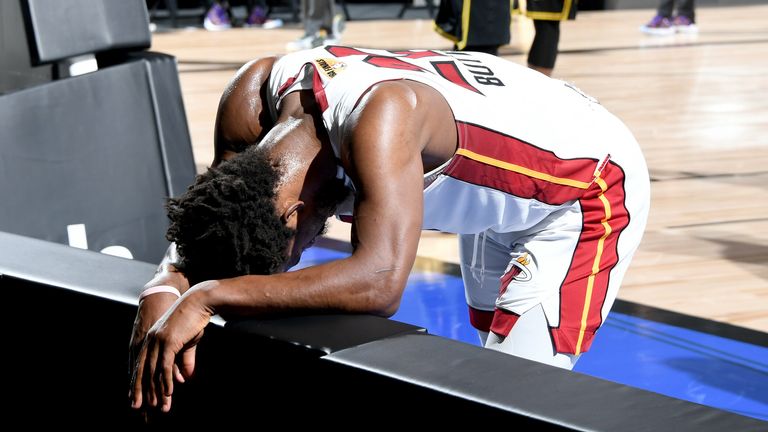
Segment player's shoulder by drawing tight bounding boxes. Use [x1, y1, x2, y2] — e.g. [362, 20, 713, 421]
[354, 80, 439, 121]
[234, 56, 278, 84]
[275, 47, 328, 68]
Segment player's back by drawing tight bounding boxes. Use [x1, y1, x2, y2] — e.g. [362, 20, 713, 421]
[269, 46, 616, 160]
[268, 47, 648, 235]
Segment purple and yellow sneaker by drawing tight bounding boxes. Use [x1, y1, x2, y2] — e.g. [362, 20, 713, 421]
[203, 2, 231, 31]
[640, 15, 675, 36]
[672, 15, 698, 34]
[245, 6, 283, 29]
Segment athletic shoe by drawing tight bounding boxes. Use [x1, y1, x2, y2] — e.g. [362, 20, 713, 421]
[672, 15, 699, 34]
[323, 14, 346, 46]
[286, 34, 324, 51]
[332, 13, 345, 39]
[203, 2, 231, 31]
[245, 6, 283, 29]
[261, 18, 284, 29]
[639, 15, 674, 36]
[246, 5, 267, 25]
[323, 35, 340, 46]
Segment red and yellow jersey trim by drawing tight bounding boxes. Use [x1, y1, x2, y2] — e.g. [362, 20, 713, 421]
[447, 121, 629, 355]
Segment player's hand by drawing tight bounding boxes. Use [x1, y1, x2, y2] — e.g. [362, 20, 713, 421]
[128, 292, 180, 385]
[130, 282, 216, 413]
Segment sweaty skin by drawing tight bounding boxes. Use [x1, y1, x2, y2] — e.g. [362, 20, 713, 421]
[212, 57, 278, 166]
[130, 58, 458, 412]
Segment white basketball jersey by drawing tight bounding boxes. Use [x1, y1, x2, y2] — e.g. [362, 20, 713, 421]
[268, 46, 647, 236]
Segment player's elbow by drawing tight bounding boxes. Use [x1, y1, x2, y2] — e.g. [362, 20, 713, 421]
[370, 294, 401, 318]
[365, 296, 401, 318]
[379, 302, 401, 318]
[360, 274, 404, 318]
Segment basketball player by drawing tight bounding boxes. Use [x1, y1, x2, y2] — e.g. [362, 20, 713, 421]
[130, 47, 650, 412]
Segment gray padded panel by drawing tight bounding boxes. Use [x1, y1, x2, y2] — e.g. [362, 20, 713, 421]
[326, 333, 768, 432]
[0, 231, 155, 303]
[0, 0, 52, 93]
[23, 0, 151, 64]
[130, 51, 197, 197]
[0, 61, 173, 262]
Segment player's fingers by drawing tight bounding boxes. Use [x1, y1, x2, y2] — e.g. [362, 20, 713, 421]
[157, 344, 176, 396]
[180, 345, 197, 379]
[144, 339, 160, 408]
[130, 343, 147, 409]
[161, 393, 173, 413]
[173, 364, 185, 384]
[128, 341, 141, 397]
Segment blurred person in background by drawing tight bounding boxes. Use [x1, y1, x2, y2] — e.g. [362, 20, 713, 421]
[435, 0, 575, 76]
[434, 0, 511, 56]
[640, 0, 697, 35]
[204, 0, 284, 31]
[513, 0, 577, 77]
[286, 0, 345, 51]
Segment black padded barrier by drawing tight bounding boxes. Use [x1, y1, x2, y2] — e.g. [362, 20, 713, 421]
[1, 232, 766, 430]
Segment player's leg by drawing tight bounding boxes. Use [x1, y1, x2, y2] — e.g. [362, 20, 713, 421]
[477, 330, 490, 345]
[486, 304, 580, 369]
[528, 20, 560, 76]
[458, 232, 512, 345]
[486, 146, 648, 366]
[479, 210, 585, 369]
[460, 223, 584, 369]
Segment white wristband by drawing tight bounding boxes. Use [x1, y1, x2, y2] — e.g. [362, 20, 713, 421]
[139, 285, 182, 301]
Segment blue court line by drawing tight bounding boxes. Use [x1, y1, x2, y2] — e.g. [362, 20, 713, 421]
[296, 246, 768, 421]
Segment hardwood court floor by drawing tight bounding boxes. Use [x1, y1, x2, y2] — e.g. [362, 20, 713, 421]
[151, 5, 768, 333]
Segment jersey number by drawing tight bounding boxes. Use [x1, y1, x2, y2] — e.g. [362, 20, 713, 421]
[324, 46, 489, 94]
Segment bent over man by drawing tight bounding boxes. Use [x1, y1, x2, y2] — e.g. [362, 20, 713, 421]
[130, 46, 650, 412]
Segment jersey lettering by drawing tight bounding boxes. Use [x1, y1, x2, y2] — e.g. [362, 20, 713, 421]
[326, 46, 426, 72]
[431, 61, 483, 95]
[476, 76, 504, 86]
[326, 46, 496, 94]
[447, 52, 505, 87]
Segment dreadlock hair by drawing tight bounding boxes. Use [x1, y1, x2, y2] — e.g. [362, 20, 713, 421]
[166, 146, 295, 284]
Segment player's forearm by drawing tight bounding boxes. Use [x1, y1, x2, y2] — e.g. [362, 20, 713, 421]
[142, 243, 191, 295]
[194, 254, 408, 319]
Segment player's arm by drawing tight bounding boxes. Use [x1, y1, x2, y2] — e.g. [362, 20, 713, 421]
[207, 81, 426, 316]
[140, 58, 280, 295]
[128, 244, 190, 386]
[132, 82, 431, 412]
[142, 244, 190, 294]
[129, 57, 277, 391]
[212, 57, 277, 167]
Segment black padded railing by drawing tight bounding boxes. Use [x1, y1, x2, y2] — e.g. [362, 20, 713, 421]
[1, 231, 764, 429]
